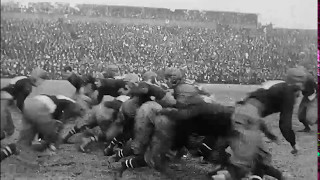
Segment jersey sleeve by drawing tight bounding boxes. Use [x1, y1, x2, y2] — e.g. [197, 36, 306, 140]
[129, 82, 149, 96]
[115, 79, 126, 89]
[279, 87, 296, 147]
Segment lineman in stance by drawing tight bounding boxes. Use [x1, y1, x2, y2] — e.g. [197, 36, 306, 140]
[104, 71, 176, 156]
[0, 91, 18, 162]
[61, 73, 138, 152]
[295, 67, 318, 132]
[61, 95, 130, 153]
[16, 94, 86, 165]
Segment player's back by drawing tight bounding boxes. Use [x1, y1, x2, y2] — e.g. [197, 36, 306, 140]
[247, 82, 297, 116]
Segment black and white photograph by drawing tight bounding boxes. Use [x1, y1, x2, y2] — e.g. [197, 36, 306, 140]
[0, 0, 317, 179]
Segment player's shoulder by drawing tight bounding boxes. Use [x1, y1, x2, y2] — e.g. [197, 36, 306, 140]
[260, 80, 286, 90]
[175, 83, 198, 93]
[138, 81, 150, 86]
[10, 76, 29, 85]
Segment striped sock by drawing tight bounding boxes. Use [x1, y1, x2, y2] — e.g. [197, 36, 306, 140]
[90, 136, 98, 142]
[121, 158, 134, 169]
[115, 149, 124, 161]
[121, 156, 147, 169]
[69, 126, 81, 136]
[1, 144, 16, 162]
[199, 142, 213, 158]
[111, 138, 119, 146]
[103, 138, 119, 156]
[63, 126, 81, 142]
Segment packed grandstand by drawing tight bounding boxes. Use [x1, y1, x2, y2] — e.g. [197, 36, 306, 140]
[0, 2, 317, 84]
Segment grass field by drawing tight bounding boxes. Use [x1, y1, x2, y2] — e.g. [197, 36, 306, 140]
[0, 79, 317, 180]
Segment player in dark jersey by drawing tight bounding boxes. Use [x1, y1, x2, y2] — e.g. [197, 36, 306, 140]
[156, 102, 284, 180]
[238, 81, 299, 153]
[235, 67, 310, 155]
[62, 73, 138, 152]
[62, 66, 96, 100]
[105, 69, 217, 176]
[197, 72, 302, 180]
[95, 78, 127, 103]
[162, 67, 218, 159]
[107, 101, 280, 179]
[1, 68, 48, 111]
[103, 71, 175, 157]
[92, 64, 126, 103]
[94, 72, 136, 104]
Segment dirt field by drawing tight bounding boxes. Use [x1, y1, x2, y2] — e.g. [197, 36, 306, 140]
[0, 79, 317, 180]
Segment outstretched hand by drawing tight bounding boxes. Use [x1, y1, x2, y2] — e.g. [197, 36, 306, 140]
[291, 144, 300, 155]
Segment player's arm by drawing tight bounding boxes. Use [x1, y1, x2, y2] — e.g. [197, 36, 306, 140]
[128, 82, 149, 96]
[104, 99, 123, 110]
[279, 89, 296, 148]
[116, 79, 132, 96]
[96, 87, 105, 104]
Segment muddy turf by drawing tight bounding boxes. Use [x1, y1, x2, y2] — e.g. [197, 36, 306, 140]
[0, 80, 317, 180]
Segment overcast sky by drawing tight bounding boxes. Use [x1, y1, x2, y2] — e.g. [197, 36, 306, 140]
[2, 0, 317, 29]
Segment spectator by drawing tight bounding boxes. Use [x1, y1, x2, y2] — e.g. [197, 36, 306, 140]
[0, 7, 316, 84]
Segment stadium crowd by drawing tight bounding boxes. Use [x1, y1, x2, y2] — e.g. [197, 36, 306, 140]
[1, 3, 258, 25]
[0, 15, 316, 84]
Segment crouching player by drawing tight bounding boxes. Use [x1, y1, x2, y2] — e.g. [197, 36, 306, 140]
[295, 68, 318, 132]
[106, 69, 224, 176]
[62, 73, 138, 152]
[157, 101, 285, 180]
[104, 71, 176, 163]
[16, 94, 86, 165]
[1, 91, 18, 162]
[207, 67, 306, 179]
[61, 95, 130, 153]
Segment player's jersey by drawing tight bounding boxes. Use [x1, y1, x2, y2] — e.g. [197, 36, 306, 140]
[97, 79, 126, 103]
[67, 73, 95, 92]
[129, 81, 167, 105]
[247, 82, 297, 116]
[2, 76, 33, 98]
[244, 81, 298, 146]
